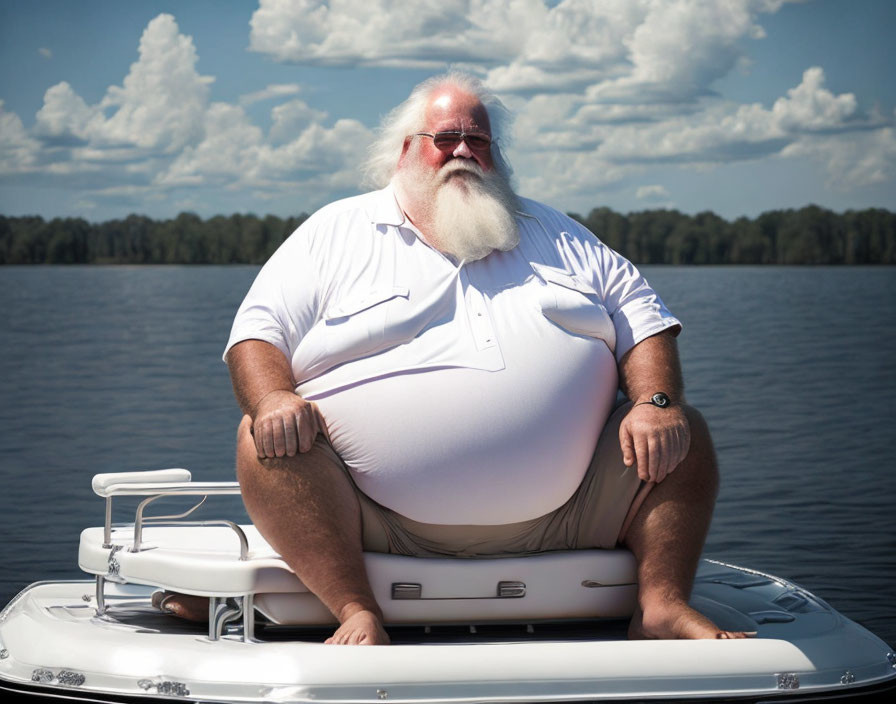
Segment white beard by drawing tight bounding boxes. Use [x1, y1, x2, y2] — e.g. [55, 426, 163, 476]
[395, 156, 520, 262]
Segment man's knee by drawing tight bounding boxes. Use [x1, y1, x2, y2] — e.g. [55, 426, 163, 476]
[235, 415, 298, 482]
[679, 404, 719, 496]
[236, 414, 260, 462]
[236, 415, 259, 483]
[237, 414, 253, 442]
[237, 417, 346, 481]
[682, 404, 711, 446]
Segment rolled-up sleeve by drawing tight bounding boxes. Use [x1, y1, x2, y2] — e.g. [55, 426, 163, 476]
[563, 225, 681, 363]
[223, 230, 318, 363]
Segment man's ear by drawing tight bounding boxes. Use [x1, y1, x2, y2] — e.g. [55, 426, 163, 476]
[397, 137, 411, 168]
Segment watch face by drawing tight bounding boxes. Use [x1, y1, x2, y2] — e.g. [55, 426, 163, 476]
[651, 392, 670, 408]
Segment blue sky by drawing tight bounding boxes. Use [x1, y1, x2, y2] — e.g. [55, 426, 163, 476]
[1, 0, 894, 222]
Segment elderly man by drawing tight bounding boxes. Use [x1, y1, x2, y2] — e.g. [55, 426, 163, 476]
[163, 73, 749, 645]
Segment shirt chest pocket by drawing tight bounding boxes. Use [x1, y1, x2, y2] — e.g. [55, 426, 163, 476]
[323, 286, 410, 359]
[530, 263, 616, 353]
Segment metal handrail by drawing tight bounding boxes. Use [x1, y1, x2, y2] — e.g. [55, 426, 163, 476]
[102, 482, 241, 547]
[102, 481, 241, 498]
[94, 473, 252, 625]
[130, 491, 248, 559]
[130, 519, 250, 560]
[139, 495, 208, 524]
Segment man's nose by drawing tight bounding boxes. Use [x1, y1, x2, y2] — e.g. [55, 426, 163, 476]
[452, 139, 474, 158]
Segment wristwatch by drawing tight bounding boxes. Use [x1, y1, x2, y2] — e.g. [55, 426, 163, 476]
[635, 392, 672, 408]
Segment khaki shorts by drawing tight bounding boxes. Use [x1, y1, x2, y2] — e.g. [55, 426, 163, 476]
[318, 403, 642, 558]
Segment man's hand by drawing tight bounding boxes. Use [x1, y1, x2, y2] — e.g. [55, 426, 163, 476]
[619, 402, 690, 483]
[251, 389, 327, 459]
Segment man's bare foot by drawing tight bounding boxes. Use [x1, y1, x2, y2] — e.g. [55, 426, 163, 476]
[151, 592, 390, 643]
[628, 603, 757, 640]
[325, 609, 390, 645]
[151, 591, 210, 622]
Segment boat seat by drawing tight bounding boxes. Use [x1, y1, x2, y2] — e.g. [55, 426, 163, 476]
[79, 469, 638, 626]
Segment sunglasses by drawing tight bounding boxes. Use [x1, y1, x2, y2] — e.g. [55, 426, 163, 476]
[415, 131, 492, 153]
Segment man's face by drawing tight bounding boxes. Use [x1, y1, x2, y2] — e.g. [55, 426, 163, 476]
[392, 85, 519, 262]
[400, 88, 495, 178]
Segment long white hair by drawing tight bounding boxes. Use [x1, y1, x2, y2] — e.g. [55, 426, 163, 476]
[363, 71, 514, 189]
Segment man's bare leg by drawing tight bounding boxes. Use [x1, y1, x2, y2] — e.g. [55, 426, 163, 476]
[622, 405, 754, 640]
[158, 416, 389, 645]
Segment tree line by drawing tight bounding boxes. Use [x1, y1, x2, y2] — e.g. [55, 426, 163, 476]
[1, 204, 894, 265]
[0, 212, 308, 266]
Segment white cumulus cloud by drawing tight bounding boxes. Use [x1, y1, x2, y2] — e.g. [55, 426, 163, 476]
[247, 0, 807, 104]
[34, 82, 101, 143]
[156, 97, 372, 195]
[31, 14, 213, 160]
[96, 14, 212, 153]
[239, 83, 304, 107]
[3, 12, 377, 213]
[636, 184, 671, 201]
[3, 2, 891, 219]
[268, 99, 329, 145]
[503, 62, 879, 205]
[783, 126, 896, 189]
[157, 103, 264, 187]
[248, 0, 527, 67]
[0, 101, 40, 173]
[592, 0, 762, 102]
[772, 67, 859, 132]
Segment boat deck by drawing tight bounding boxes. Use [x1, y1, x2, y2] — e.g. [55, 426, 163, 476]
[2, 563, 896, 703]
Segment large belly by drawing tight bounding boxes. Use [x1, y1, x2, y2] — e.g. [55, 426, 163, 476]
[315, 328, 618, 525]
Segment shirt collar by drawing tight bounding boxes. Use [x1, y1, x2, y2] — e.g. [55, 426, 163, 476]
[370, 183, 406, 227]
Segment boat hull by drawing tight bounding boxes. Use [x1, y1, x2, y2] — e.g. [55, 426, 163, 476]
[1, 561, 895, 703]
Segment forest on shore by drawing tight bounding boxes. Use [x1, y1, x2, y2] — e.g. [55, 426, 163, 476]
[1, 204, 894, 265]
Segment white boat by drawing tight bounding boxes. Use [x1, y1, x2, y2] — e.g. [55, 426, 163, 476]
[1, 468, 894, 703]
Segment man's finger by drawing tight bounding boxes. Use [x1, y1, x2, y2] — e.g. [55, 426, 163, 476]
[634, 435, 649, 481]
[254, 421, 266, 458]
[648, 436, 662, 483]
[620, 425, 634, 467]
[666, 431, 683, 477]
[271, 417, 287, 457]
[678, 425, 691, 468]
[310, 401, 331, 444]
[261, 421, 275, 458]
[298, 410, 315, 453]
[283, 416, 298, 457]
[651, 437, 666, 481]
[661, 433, 676, 482]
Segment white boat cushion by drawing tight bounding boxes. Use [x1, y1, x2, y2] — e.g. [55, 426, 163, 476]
[91, 469, 192, 496]
[79, 524, 637, 625]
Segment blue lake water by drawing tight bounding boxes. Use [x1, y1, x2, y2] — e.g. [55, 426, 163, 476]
[0, 265, 894, 647]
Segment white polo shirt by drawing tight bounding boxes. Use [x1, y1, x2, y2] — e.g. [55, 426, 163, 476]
[225, 186, 680, 524]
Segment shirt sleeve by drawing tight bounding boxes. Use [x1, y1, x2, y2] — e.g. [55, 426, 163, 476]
[560, 222, 681, 363]
[222, 227, 319, 364]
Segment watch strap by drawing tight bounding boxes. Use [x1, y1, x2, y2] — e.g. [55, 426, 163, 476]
[634, 392, 672, 408]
